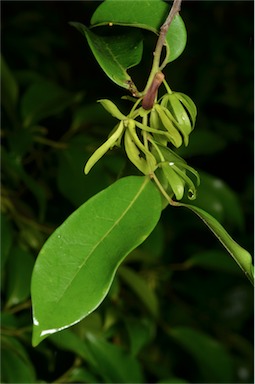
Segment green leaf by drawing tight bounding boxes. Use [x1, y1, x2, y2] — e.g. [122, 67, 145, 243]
[1, 55, 18, 117]
[1, 335, 36, 383]
[183, 171, 244, 230]
[125, 317, 155, 357]
[57, 135, 110, 207]
[1, 147, 46, 220]
[177, 202, 254, 284]
[20, 80, 83, 127]
[85, 333, 144, 383]
[31, 176, 161, 346]
[118, 265, 159, 317]
[1, 213, 13, 272]
[168, 327, 234, 383]
[185, 249, 244, 275]
[70, 22, 143, 90]
[90, 0, 187, 64]
[5, 247, 34, 308]
[49, 329, 96, 366]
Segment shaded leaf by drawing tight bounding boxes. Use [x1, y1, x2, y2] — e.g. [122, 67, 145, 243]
[185, 249, 244, 275]
[1, 335, 36, 383]
[118, 265, 159, 317]
[85, 333, 144, 383]
[1, 55, 18, 116]
[5, 247, 34, 308]
[125, 317, 155, 357]
[169, 327, 234, 383]
[183, 171, 244, 230]
[1, 213, 13, 272]
[70, 22, 143, 90]
[90, 0, 186, 64]
[57, 136, 110, 207]
[20, 80, 83, 127]
[31, 176, 162, 346]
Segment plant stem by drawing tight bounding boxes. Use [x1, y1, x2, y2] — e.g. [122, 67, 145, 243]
[143, 0, 182, 95]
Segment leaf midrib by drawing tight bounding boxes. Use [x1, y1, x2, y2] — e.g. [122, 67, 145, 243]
[55, 177, 149, 304]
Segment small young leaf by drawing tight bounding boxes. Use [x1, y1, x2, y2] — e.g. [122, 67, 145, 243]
[70, 22, 143, 90]
[31, 176, 161, 346]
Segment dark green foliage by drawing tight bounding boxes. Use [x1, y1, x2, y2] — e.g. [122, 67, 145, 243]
[1, 1, 253, 383]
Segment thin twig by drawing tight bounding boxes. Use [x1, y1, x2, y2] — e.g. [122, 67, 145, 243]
[142, 0, 183, 96]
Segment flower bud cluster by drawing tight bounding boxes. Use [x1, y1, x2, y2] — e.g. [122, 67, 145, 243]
[84, 85, 199, 201]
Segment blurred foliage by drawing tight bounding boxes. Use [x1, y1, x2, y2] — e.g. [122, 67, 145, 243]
[1, 1, 253, 383]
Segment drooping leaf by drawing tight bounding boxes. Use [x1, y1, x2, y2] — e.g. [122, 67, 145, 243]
[168, 327, 234, 383]
[177, 202, 254, 284]
[90, 0, 187, 64]
[70, 22, 143, 90]
[31, 176, 162, 346]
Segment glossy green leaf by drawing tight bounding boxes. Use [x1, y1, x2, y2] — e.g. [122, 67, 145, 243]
[70, 22, 143, 90]
[31, 176, 162, 346]
[177, 202, 254, 284]
[85, 333, 144, 383]
[118, 265, 159, 317]
[168, 327, 234, 383]
[21, 80, 83, 127]
[5, 247, 34, 308]
[90, 0, 187, 64]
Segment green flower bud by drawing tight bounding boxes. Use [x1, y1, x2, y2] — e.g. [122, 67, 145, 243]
[97, 99, 126, 120]
[154, 104, 183, 148]
[84, 121, 124, 174]
[160, 91, 197, 146]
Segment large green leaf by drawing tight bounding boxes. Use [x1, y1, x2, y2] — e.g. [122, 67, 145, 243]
[177, 203, 254, 284]
[70, 22, 143, 90]
[90, 0, 187, 64]
[31, 176, 161, 346]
